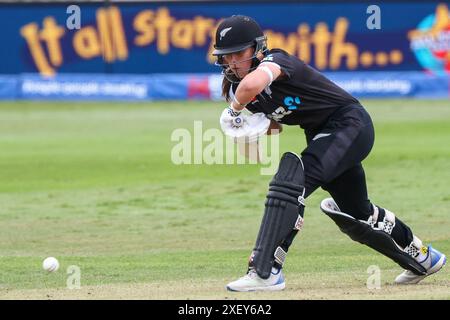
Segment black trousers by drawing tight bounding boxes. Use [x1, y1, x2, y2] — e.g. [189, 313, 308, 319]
[300, 104, 413, 248]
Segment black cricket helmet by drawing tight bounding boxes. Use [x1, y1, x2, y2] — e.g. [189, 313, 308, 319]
[212, 15, 268, 83]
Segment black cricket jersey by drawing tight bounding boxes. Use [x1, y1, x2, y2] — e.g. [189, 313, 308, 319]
[231, 49, 360, 130]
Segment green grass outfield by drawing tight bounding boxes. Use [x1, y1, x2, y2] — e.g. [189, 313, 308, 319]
[0, 99, 449, 299]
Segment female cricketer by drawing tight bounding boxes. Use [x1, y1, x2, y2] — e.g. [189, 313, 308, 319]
[213, 15, 446, 292]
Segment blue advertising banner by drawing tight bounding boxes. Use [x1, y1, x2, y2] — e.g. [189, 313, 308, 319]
[0, 71, 446, 100]
[0, 1, 449, 76]
[13, 73, 213, 100]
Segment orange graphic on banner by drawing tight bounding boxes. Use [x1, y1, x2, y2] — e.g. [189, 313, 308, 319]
[21, 6, 128, 75]
[20, 17, 64, 76]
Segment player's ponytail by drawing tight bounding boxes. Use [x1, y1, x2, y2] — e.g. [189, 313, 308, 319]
[222, 77, 232, 102]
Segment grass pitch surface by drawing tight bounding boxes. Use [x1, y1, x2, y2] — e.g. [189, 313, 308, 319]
[0, 99, 449, 299]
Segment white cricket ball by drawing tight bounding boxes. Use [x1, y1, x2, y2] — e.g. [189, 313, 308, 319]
[43, 257, 59, 272]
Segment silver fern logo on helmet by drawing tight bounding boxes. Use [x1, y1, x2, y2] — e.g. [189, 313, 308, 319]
[219, 27, 232, 40]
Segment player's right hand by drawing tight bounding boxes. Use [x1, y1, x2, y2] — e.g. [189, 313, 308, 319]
[220, 108, 271, 144]
[220, 107, 245, 129]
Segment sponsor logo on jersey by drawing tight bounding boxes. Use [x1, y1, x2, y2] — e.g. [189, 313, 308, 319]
[267, 106, 292, 121]
[283, 96, 301, 110]
[262, 54, 274, 62]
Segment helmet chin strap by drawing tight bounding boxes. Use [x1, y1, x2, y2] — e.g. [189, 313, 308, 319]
[222, 67, 242, 84]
